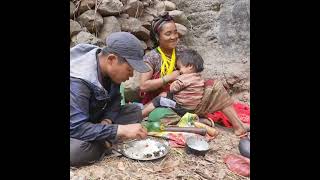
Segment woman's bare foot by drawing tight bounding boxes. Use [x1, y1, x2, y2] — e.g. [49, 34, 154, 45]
[243, 123, 250, 132]
[222, 106, 247, 137]
[234, 127, 247, 138]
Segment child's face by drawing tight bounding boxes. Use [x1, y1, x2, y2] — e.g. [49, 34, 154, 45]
[177, 60, 195, 74]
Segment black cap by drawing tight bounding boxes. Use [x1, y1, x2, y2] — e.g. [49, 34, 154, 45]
[104, 32, 150, 73]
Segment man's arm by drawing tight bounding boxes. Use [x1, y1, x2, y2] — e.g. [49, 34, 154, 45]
[70, 79, 118, 141]
[101, 84, 121, 122]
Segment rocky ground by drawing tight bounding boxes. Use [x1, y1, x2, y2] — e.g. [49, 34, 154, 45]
[71, 122, 250, 180]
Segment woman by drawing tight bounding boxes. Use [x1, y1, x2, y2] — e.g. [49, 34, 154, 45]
[139, 12, 181, 104]
[139, 12, 248, 137]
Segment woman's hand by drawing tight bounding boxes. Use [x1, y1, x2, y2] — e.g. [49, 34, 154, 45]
[165, 70, 180, 82]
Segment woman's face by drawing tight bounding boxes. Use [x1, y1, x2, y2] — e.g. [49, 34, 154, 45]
[158, 21, 179, 50]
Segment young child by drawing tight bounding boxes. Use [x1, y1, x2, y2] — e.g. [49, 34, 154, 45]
[142, 49, 205, 117]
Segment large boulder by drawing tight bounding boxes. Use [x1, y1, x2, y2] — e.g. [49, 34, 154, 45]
[219, 62, 250, 93]
[118, 17, 141, 31]
[123, 0, 144, 17]
[173, 0, 250, 55]
[77, 10, 104, 34]
[132, 26, 150, 41]
[146, 39, 154, 49]
[218, 0, 250, 54]
[141, 21, 151, 31]
[144, 7, 158, 17]
[169, 10, 189, 27]
[141, 0, 153, 7]
[139, 14, 154, 24]
[175, 23, 187, 37]
[78, 0, 96, 15]
[138, 7, 156, 28]
[123, 71, 142, 102]
[70, 1, 76, 18]
[154, 0, 164, 15]
[98, 16, 121, 41]
[70, 19, 82, 37]
[163, 0, 176, 10]
[120, 13, 130, 19]
[140, 40, 147, 50]
[71, 31, 104, 47]
[154, 0, 176, 13]
[118, 17, 150, 41]
[98, 0, 123, 16]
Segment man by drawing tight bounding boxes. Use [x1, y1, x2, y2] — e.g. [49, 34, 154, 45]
[70, 32, 150, 166]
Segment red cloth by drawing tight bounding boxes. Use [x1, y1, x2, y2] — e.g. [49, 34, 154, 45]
[224, 154, 250, 177]
[166, 133, 216, 148]
[167, 133, 186, 148]
[206, 102, 250, 128]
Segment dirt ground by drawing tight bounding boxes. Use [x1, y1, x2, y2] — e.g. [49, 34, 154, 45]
[70, 122, 250, 180]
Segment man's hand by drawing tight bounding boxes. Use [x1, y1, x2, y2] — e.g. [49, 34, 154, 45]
[117, 124, 148, 140]
[100, 119, 112, 125]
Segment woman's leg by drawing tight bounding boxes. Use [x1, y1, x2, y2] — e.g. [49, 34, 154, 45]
[221, 105, 247, 136]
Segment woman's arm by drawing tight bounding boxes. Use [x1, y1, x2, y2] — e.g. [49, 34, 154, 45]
[139, 63, 162, 92]
[140, 64, 180, 92]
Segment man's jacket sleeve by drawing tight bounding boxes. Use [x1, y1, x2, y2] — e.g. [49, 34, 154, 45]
[101, 87, 121, 121]
[70, 79, 118, 141]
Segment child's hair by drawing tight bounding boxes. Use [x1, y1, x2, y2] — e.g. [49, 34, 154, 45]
[177, 49, 204, 72]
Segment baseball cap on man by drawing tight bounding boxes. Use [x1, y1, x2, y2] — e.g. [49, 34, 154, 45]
[103, 32, 150, 73]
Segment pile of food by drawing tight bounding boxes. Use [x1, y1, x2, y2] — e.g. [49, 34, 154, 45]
[123, 138, 167, 160]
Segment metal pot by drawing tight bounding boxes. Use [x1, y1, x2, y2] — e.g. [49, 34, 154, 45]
[185, 136, 210, 156]
[239, 136, 250, 158]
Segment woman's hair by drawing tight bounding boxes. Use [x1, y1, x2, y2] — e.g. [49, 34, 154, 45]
[150, 12, 174, 48]
[177, 49, 204, 73]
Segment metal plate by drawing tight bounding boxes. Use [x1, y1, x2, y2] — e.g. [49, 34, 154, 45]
[116, 137, 170, 161]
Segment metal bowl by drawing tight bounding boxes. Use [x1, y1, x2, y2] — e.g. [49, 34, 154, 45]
[186, 136, 210, 156]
